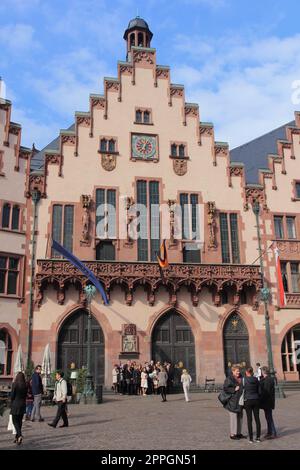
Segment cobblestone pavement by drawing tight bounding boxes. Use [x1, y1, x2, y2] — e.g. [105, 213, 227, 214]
[1, 391, 300, 450]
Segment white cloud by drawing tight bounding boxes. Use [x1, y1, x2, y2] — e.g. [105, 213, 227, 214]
[172, 32, 300, 148]
[11, 106, 58, 149]
[0, 23, 37, 52]
[28, 48, 113, 118]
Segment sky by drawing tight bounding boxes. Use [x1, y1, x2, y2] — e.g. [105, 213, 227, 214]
[1, 0, 300, 150]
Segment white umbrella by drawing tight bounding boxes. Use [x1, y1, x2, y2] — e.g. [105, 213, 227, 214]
[41, 344, 52, 387]
[13, 344, 24, 375]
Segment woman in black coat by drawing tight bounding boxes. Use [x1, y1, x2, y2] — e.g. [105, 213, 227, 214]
[223, 365, 245, 440]
[259, 366, 277, 438]
[10, 372, 27, 444]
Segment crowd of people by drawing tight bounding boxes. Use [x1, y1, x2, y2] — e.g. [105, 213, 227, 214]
[112, 360, 192, 402]
[7, 359, 278, 446]
[221, 364, 277, 443]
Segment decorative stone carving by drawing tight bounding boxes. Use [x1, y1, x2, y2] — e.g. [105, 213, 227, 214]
[61, 135, 76, 145]
[76, 116, 91, 126]
[45, 154, 60, 165]
[224, 312, 248, 336]
[156, 68, 169, 79]
[173, 159, 187, 176]
[207, 201, 217, 250]
[26, 174, 46, 198]
[215, 145, 228, 156]
[121, 324, 138, 353]
[133, 50, 154, 64]
[244, 187, 267, 211]
[120, 65, 133, 75]
[230, 166, 243, 177]
[9, 125, 20, 136]
[170, 87, 183, 97]
[200, 126, 213, 137]
[101, 153, 116, 171]
[106, 81, 120, 92]
[91, 97, 105, 108]
[185, 106, 198, 117]
[276, 240, 300, 254]
[80, 195, 91, 246]
[125, 196, 135, 245]
[168, 199, 177, 245]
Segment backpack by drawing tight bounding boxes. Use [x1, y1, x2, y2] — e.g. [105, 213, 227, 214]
[67, 381, 72, 396]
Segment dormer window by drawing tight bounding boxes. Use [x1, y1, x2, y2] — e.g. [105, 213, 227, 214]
[99, 137, 118, 153]
[170, 142, 188, 158]
[135, 109, 152, 125]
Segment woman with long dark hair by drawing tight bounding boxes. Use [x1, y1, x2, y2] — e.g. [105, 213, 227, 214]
[10, 371, 27, 445]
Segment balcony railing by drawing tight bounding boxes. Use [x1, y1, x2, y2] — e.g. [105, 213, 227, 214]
[35, 259, 262, 308]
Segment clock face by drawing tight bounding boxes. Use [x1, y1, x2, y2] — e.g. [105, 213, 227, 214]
[132, 135, 157, 160]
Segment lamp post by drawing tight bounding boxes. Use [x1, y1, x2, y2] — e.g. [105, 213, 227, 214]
[27, 188, 41, 368]
[252, 200, 285, 398]
[83, 284, 96, 403]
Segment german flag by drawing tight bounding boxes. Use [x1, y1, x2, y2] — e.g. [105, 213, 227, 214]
[157, 239, 169, 279]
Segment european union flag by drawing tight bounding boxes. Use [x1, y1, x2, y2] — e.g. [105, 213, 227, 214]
[52, 239, 108, 305]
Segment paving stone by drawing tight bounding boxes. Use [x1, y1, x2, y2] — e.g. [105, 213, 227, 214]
[0, 391, 299, 450]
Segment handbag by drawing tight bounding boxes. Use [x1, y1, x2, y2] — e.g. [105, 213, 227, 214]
[7, 414, 16, 434]
[238, 378, 245, 406]
[218, 390, 232, 406]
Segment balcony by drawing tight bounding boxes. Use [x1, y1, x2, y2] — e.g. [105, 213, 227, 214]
[35, 259, 262, 308]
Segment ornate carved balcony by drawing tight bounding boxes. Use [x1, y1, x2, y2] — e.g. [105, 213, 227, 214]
[35, 259, 262, 308]
[285, 293, 300, 308]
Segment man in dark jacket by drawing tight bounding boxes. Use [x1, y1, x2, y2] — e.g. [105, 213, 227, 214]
[31, 365, 44, 422]
[223, 365, 245, 440]
[260, 366, 277, 439]
[243, 367, 261, 443]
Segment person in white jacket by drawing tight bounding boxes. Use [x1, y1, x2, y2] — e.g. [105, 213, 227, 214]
[48, 371, 68, 428]
[181, 369, 192, 402]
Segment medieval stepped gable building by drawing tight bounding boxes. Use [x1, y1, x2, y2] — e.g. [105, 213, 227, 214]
[0, 17, 299, 387]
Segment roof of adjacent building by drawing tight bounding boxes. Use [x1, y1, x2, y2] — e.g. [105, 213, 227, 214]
[230, 121, 295, 183]
[30, 123, 75, 171]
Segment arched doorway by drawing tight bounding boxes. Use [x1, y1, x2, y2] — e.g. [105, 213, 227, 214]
[281, 323, 300, 380]
[223, 312, 250, 376]
[57, 309, 105, 385]
[152, 310, 196, 381]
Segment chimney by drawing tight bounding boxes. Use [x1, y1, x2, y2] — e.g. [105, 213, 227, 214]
[0, 77, 6, 100]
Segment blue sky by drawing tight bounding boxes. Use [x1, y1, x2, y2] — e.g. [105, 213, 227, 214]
[1, 0, 300, 149]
